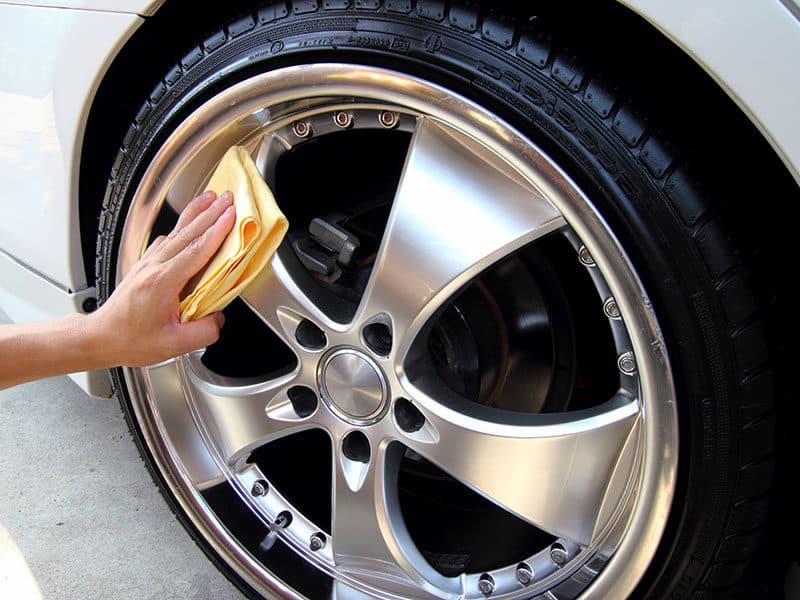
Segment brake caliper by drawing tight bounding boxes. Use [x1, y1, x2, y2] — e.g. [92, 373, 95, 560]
[292, 217, 360, 280]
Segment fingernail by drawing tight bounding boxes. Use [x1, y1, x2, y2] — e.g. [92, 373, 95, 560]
[220, 190, 233, 203]
[216, 313, 225, 327]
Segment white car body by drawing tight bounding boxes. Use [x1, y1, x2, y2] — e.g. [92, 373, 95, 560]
[1, 0, 799, 398]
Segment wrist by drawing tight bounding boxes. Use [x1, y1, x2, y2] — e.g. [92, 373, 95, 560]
[76, 311, 121, 370]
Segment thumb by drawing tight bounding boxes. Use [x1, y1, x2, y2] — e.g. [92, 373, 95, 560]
[173, 312, 225, 354]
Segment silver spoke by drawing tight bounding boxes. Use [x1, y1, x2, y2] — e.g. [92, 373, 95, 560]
[355, 117, 565, 356]
[143, 360, 225, 490]
[400, 391, 641, 546]
[181, 356, 317, 470]
[241, 252, 339, 347]
[331, 441, 458, 598]
[331, 581, 378, 600]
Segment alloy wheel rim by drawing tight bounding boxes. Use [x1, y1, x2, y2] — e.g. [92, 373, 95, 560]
[117, 64, 678, 599]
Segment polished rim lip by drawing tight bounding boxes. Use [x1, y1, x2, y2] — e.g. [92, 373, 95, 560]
[317, 347, 390, 426]
[117, 63, 678, 599]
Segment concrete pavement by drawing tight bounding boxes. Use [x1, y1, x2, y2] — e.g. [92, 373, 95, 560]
[0, 374, 247, 600]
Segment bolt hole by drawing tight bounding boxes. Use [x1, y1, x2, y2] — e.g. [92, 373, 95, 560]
[515, 562, 533, 585]
[395, 398, 425, 433]
[342, 431, 371, 463]
[275, 510, 293, 529]
[363, 322, 392, 356]
[478, 573, 495, 595]
[287, 386, 318, 418]
[310, 532, 327, 551]
[296, 319, 326, 350]
[333, 111, 354, 128]
[379, 110, 399, 129]
[293, 120, 312, 138]
[550, 542, 567, 566]
[250, 479, 269, 497]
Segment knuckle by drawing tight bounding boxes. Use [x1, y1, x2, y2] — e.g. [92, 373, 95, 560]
[144, 236, 167, 257]
[186, 234, 209, 256]
[199, 320, 222, 347]
[139, 265, 164, 288]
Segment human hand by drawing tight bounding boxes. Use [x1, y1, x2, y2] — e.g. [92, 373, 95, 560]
[89, 191, 236, 367]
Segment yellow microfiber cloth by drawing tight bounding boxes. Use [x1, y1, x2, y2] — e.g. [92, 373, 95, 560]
[179, 145, 289, 323]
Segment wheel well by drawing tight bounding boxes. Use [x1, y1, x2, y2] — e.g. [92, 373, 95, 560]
[79, 0, 797, 289]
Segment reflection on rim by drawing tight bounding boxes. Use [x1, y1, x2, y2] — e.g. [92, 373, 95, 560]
[118, 64, 677, 600]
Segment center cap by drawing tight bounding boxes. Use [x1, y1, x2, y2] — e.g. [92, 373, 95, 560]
[319, 349, 387, 423]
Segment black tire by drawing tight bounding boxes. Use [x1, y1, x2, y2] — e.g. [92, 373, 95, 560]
[96, 3, 778, 598]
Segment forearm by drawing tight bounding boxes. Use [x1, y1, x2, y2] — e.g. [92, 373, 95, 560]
[0, 314, 115, 390]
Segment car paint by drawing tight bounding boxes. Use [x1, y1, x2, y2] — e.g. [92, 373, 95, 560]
[0, 4, 142, 396]
[0, 5, 141, 290]
[622, 0, 800, 183]
[0, 0, 163, 15]
[0, 0, 798, 398]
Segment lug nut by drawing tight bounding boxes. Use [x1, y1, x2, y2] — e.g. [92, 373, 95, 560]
[379, 110, 399, 128]
[333, 111, 353, 128]
[288, 386, 318, 418]
[363, 321, 392, 356]
[618, 352, 637, 375]
[515, 563, 533, 585]
[578, 245, 595, 267]
[295, 319, 327, 350]
[309, 532, 326, 552]
[342, 431, 371, 463]
[604, 297, 621, 320]
[477, 574, 495, 595]
[395, 398, 425, 433]
[293, 120, 312, 138]
[550, 543, 568, 567]
[251, 480, 268, 497]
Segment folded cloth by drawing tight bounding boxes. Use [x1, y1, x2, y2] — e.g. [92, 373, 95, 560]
[179, 145, 289, 322]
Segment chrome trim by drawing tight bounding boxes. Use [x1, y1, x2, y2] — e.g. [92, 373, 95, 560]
[318, 348, 389, 426]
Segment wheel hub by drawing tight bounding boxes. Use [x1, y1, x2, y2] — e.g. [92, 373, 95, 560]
[319, 348, 388, 425]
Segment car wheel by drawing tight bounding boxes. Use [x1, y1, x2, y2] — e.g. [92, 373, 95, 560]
[96, 4, 775, 598]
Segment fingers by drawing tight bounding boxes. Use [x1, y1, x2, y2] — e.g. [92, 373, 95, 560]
[155, 191, 234, 264]
[165, 201, 236, 280]
[143, 235, 167, 257]
[141, 191, 220, 260]
[173, 312, 225, 353]
[170, 190, 218, 237]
